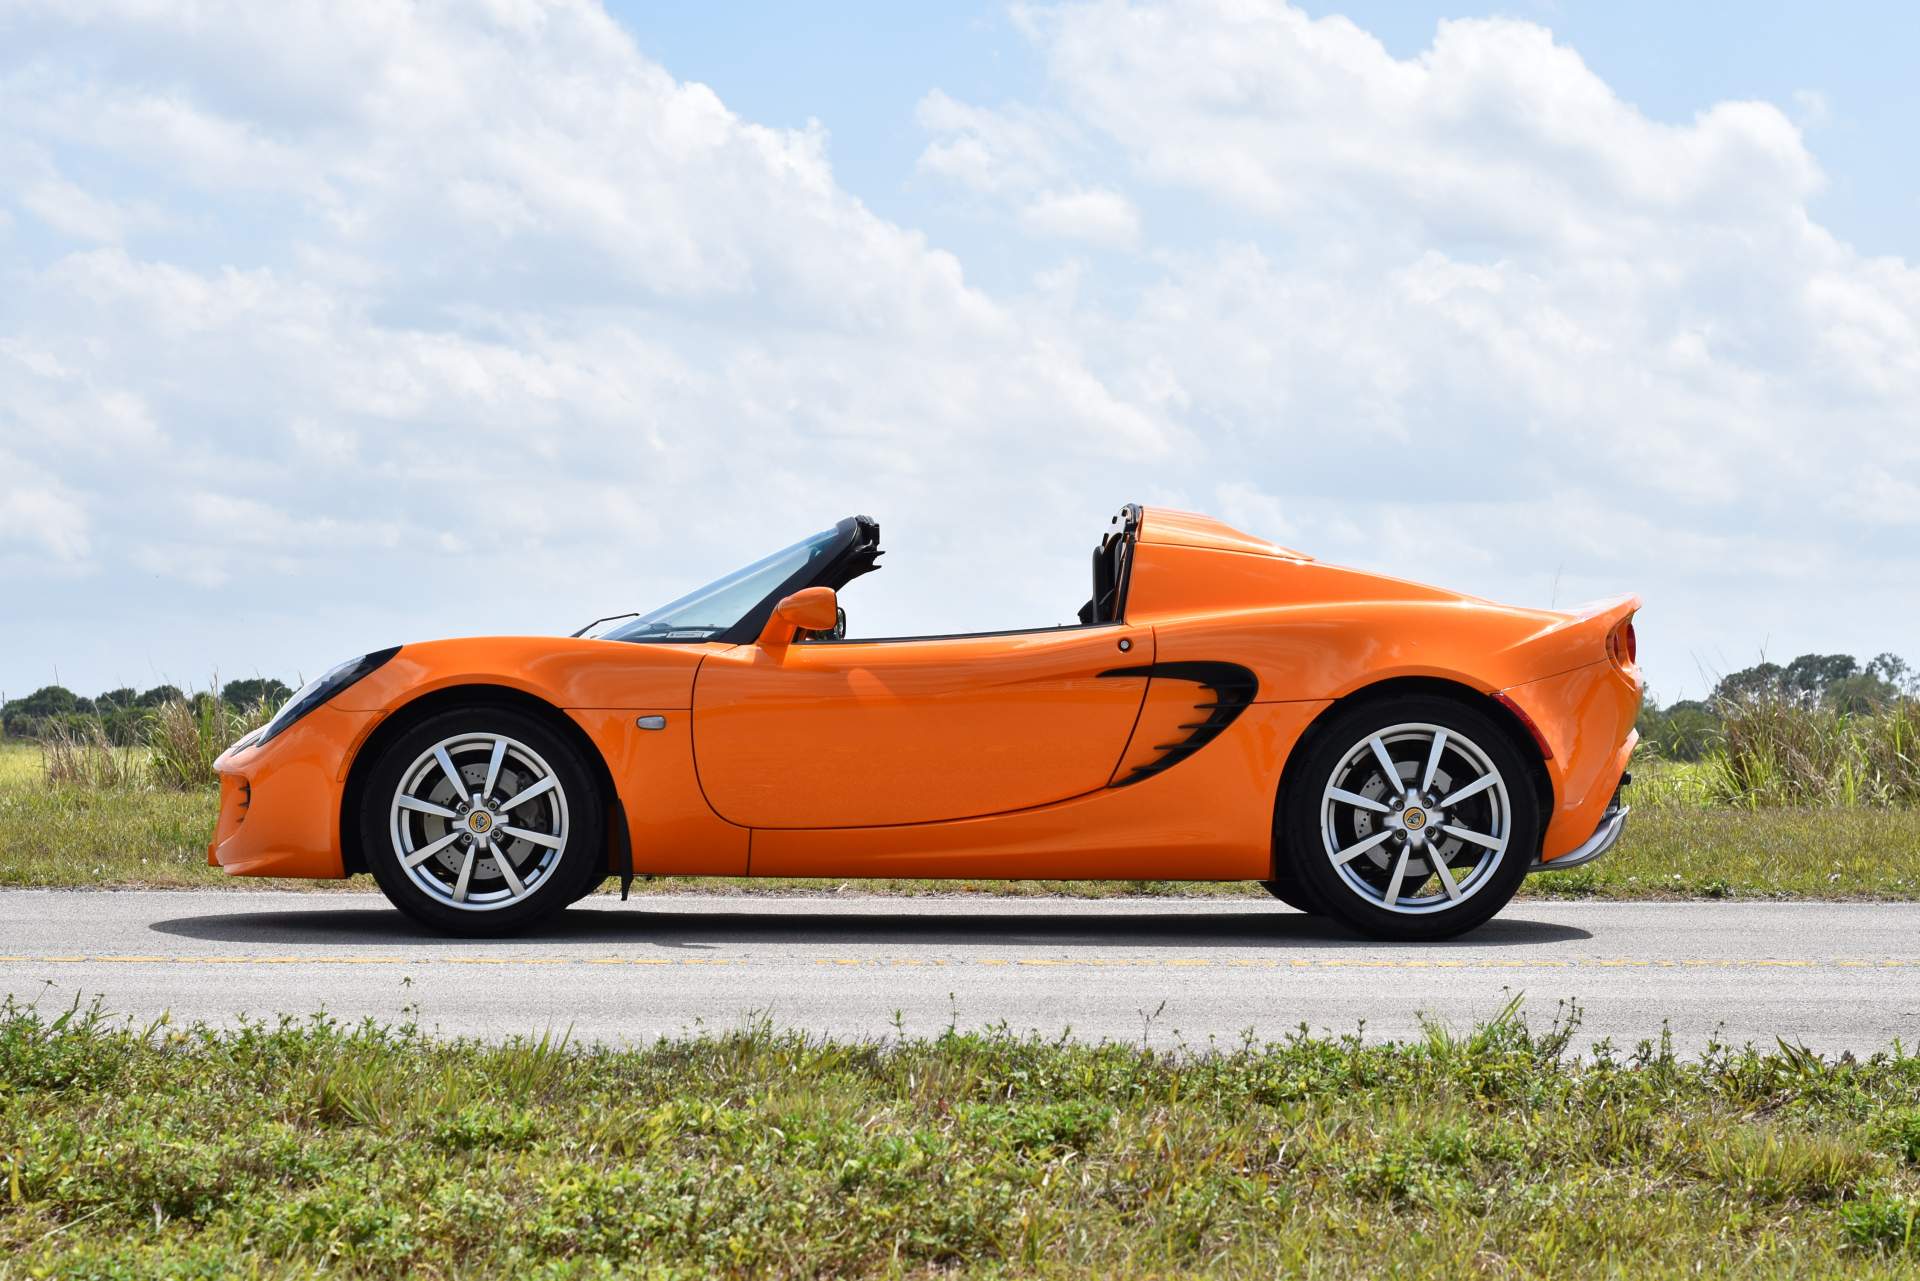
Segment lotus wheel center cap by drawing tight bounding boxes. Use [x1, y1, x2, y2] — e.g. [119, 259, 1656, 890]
[467, 810, 493, 835]
[1402, 807, 1427, 831]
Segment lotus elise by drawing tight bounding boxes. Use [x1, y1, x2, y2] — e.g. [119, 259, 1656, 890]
[209, 505, 1639, 940]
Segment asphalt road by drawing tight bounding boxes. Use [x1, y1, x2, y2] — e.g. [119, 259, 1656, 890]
[4, 890, 1919, 1054]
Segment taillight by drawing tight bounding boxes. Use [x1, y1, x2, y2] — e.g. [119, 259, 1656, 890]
[1607, 616, 1638, 669]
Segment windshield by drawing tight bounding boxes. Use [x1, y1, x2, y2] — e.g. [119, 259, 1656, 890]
[595, 527, 841, 643]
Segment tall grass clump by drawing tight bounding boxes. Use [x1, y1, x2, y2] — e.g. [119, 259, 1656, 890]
[1709, 692, 1920, 808]
[1621, 755, 1717, 809]
[38, 719, 142, 790]
[24, 682, 279, 793]
[145, 690, 278, 790]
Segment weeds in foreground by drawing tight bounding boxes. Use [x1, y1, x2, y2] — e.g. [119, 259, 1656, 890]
[4, 997, 1920, 1277]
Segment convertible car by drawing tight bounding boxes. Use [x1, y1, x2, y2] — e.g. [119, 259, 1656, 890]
[210, 506, 1639, 940]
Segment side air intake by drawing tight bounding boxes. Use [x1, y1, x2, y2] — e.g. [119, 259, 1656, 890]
[1097, 661, 1259, 786]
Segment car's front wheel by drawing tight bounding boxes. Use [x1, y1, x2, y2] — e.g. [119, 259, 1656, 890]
[361, 707, 605, 936]
[1279, 696, 1539, 941]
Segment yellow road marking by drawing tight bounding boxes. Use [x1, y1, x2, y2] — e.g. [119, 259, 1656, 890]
[1, 954, 1918, 970]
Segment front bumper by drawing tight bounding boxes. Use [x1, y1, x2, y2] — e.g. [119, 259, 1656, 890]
[1530, 799, 1629, 874]
[206, 703, 381, 879]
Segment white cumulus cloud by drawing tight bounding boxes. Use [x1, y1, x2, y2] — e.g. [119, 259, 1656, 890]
[921, 0, 1920, 691]
[0, 0, 1174, 692]
[1019, 188, 1142, 248]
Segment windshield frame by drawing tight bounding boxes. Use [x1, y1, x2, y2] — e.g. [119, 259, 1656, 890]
[596, 515, 879, 646]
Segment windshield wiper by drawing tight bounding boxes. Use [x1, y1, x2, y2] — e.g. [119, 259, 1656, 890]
[571, 612, 639, 638]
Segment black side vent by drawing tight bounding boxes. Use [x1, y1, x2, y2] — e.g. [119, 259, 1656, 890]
[1097, 661, 1259, 787]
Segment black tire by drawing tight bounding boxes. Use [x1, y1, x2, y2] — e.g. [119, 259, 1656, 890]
[1261, 793, 1326, 914]
[1278, 695, 1539, 941]
[360, 706, 606, 936]
[1257, 868, 1322, 915]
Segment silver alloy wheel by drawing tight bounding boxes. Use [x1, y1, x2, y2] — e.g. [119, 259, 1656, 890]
[388, 732, 569, 912]
[1319, 722, 1510, 915]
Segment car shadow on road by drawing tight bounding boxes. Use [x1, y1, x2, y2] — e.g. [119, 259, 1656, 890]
[148, 904, 1592, 949]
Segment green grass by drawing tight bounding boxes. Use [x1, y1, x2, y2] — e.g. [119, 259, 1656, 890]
[0, 742, 231, 890]
[5, 997, 1920, 1277]
[1525, 803, 1920, 901]
[4, 742, 1920, 900]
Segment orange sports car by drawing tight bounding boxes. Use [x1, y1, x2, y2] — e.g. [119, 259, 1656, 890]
[210, 505, 1639, 940]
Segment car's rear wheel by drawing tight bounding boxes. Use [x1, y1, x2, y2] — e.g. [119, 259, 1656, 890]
[361, 707, 605, 936]
[1279, 696, 1538, 941]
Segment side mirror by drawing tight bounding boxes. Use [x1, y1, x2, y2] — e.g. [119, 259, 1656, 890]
[758, 587, 838, 648]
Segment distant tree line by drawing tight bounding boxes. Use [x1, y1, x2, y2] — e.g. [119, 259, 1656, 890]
[0, 679, 292, 744]
[1640, 652, 1915, 761]
[7, 653, 1912, 764]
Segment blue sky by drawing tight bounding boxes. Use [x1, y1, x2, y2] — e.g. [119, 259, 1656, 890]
[613, 0, 1920, 263]
[2, 0, 1916, 705]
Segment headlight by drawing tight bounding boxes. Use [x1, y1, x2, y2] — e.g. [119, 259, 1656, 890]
[256, 647, 401, 746]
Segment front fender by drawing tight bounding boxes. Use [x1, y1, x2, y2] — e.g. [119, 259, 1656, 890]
[332, 636, 731, 711]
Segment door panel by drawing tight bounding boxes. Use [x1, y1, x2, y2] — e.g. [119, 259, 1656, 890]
[693, 626, 1152, 828]
[748, 701, 1324, 880]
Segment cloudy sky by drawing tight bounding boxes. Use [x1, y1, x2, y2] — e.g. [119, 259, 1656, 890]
[2, 0, 1916, 704]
